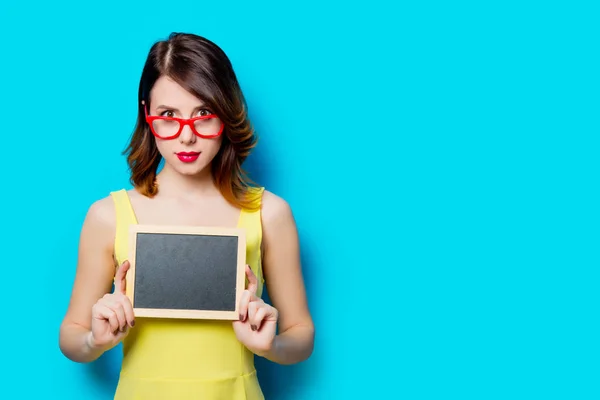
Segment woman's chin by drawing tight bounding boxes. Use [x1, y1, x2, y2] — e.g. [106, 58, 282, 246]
[169, 162, 211, 178]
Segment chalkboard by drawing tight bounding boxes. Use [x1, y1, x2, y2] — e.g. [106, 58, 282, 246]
[126, 224, 246, 320]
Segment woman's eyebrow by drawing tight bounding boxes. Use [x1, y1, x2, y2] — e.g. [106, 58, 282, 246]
[155, 104, 207, 112]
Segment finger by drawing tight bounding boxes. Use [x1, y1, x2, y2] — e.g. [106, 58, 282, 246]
[114, 260, 130, 294]
[95, 304, 120, 333]
[238, 289, 253, 322]
[119, 295, 135, 327]
[245, 265, 258, 295]
[248, 300, 263, 331]
[251, 306, 268, 331]
[110, 301, 127, 332]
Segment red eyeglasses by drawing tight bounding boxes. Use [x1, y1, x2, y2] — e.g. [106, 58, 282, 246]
[144, 105, 224, 139]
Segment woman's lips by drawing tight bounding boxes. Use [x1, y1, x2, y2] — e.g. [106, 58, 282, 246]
[176, 151, 200, 163]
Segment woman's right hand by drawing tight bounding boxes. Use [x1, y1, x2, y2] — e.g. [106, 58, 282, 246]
[88, 260, 135, 351]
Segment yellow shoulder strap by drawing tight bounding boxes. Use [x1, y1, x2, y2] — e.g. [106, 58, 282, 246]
[239, 187, 266, 294]
[242, 187, 265, 244]
[109, 189, 138, 266]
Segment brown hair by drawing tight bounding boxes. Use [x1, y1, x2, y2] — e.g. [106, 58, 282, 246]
[123, 32, 261, 210]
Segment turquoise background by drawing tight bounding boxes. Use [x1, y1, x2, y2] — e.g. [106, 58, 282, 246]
[1, 1, 599, 398]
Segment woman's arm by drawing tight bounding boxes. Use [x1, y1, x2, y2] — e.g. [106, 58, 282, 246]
[260, 191, 315, 365]
[59, 197, 118, 363]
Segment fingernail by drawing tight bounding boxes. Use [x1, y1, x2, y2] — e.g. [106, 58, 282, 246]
[131, 320, 135, 327]
[239, 314, 244, 321]
[251, 325, 257, 331]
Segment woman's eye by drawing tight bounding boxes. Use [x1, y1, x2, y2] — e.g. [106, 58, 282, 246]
[161, 110, 175, 118]
[198, 109, 213, 117]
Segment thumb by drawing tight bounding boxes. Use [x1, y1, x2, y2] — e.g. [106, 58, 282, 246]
[114, 260, 130, 294]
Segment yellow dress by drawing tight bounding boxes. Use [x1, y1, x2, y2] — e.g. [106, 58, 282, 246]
[109, 188, 266, 400]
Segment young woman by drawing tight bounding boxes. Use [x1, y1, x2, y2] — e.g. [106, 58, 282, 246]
[59, 32, 314, 399]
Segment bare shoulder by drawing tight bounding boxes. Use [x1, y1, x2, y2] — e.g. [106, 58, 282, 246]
[126, 188, 144, 201]
[260, 190, 298, 257]
[261, 190, 295, 226]
[85, 195, 116, 229]
[81, 195, 116, 248]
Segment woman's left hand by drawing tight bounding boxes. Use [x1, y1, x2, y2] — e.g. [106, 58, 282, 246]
[233, 265, 279, 357]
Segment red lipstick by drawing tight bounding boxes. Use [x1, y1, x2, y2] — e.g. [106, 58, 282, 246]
[176, 151, 200, 163]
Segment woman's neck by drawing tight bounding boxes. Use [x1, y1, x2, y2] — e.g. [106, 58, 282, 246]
[154, 165, 220, 199]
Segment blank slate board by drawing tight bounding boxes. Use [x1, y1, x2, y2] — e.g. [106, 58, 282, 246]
[127, 224, 246, 320]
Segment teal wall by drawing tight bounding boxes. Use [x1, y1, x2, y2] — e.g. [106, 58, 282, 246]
[1, 1, 599, 399]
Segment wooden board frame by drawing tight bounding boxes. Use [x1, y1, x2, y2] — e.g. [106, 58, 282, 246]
[127, 224, 246, 320]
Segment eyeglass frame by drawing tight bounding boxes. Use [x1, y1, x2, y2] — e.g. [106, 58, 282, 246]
[144, 104, 225, 140]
